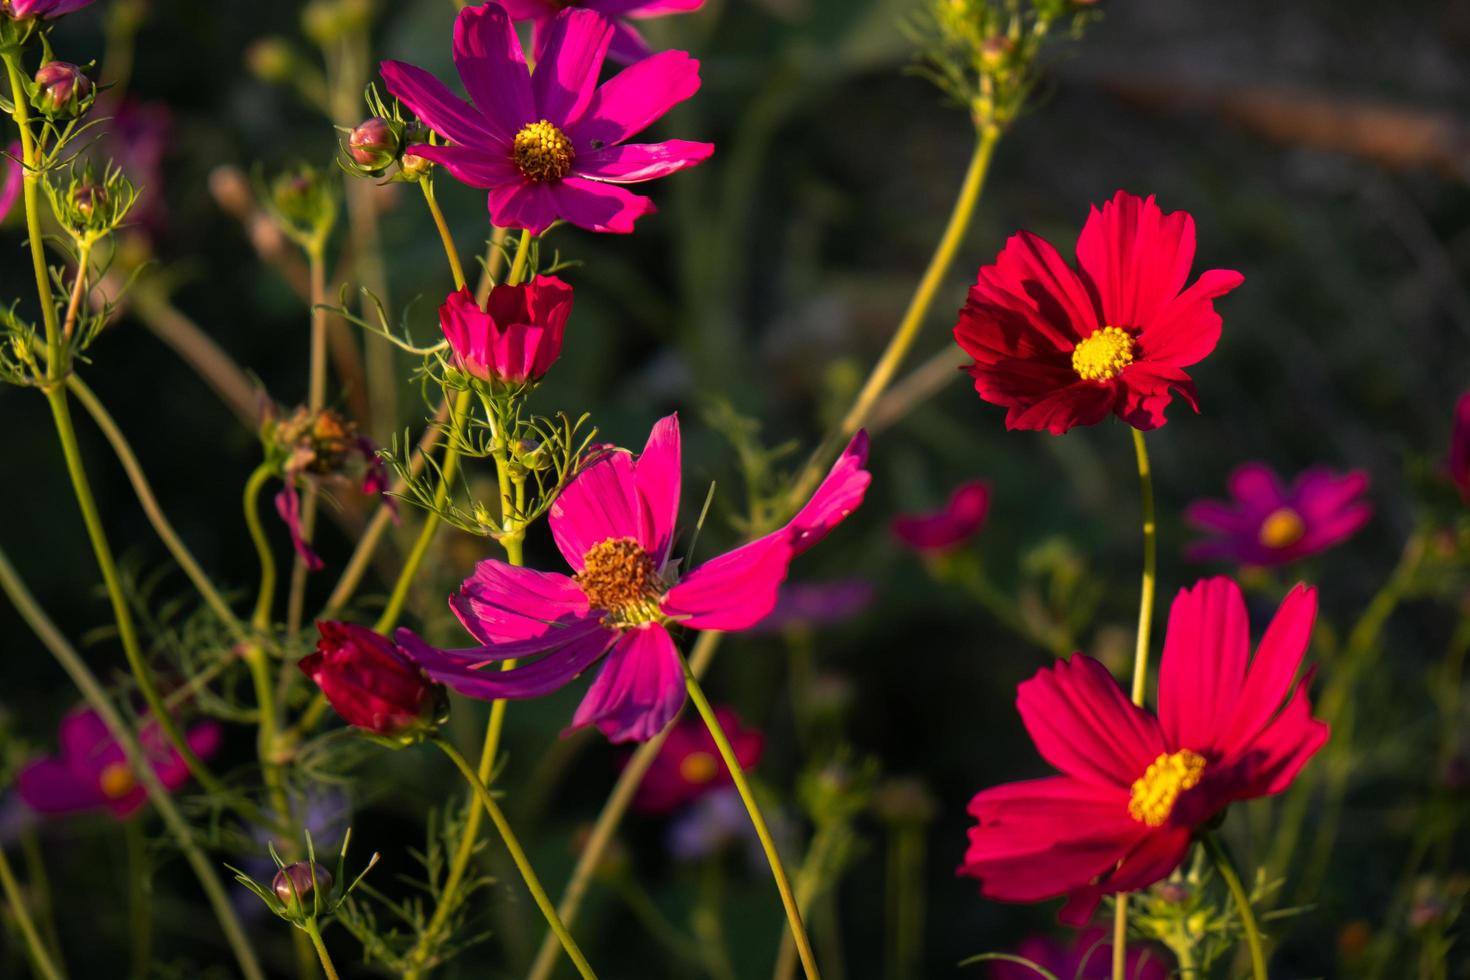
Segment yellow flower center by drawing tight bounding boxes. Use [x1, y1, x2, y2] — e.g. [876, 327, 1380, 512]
[512, 119, 575, 183]
[98, 761, 137, 800]
[678, 751, 720, 785]
[1071, 326, 1136, 382]
[1127, 750, 1206, 827]
[1258, 507, 1306, 549]
[576, 537, 664, 625]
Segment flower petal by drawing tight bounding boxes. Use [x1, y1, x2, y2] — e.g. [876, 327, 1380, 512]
[453, 2, 535, 140]
[574, 140, 715, 183]
[567, 49, 702, 147]
[487, 179, 560, 236]
[546, 176, 655, 234]
[662, 533, 792, 630]
[450, 560, 591, 643]
[533, 9, 614, 128]
[406, 142, 518, 187]
[569, 624, 686, 742]
[785, 431, 871, 555]
[396, 620, 615, 700]
[1136, 268, 1243, 367]
[1158, 577, 1251, 753]
[634, 414, 681, 566]
[1059, 826, 1192, 926]
[16, 758, 106, 814]
[1016, 655, 1165, 788]
[550, 449, 642, 571]
[1074, 191, 1197, 331]
[1222, 583, 1319, 752]
[380, 59, 498, 148]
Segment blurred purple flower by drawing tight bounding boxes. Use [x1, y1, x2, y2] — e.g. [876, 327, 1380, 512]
[667, 786, 757, 862]
[1450, 391, 1470, 503]
[105, 99, 173, 238]
[0, 143, 20, 222]
[2, 0, 94, 20]
[749, 579, 874, 634]
[1185, 462, 1370, 567]
[892, 480, 990, 553]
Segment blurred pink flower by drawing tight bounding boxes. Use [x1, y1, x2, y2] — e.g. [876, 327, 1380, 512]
[439, 274, 572, 384]
[494, 0, 704, 64]
[1450, 392, 1470, 502]
[1185, 462, 1370, 567]
[634, 706, 762, 814]
[750, 578, 874, 634]
[397, 414, 870, 742]
[381, 4, 713, 235]
[2, 0, 94, 19]
[17, 708, 221, 820]
[989, 930, 1170, 980]
[892, 480, 990, 552]
[0, 142, 20, 222]
[105, 99, 173, 237]
[960, 578, 1328, 924]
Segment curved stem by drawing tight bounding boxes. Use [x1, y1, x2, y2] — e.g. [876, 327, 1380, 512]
[0, 844, 66, 980]
[0, 545, 267, 980]
[421, 180, 467, 290]
[683, 654, 821, 980]
[244, 462, 279, 630]
[431, 736, 599, 980]
[303, 919, 342, 980]
[1204, 834, 1268, 980]
[286, 245, 331, 639]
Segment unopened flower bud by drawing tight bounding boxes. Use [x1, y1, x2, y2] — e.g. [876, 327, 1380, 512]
[71, 182, 107, 222]
[347, 118, 400, 172]
[398, 151, 432, 181]
[33, 61, 93, 118]
[272, 862, 333, 914]
[300, 622, 440, 736]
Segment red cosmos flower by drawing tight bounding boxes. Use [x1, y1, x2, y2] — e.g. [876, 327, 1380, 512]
[439, 274, 573, 385]
[892, 480, 990, 552]
[300, 622, 440, 736]
[633, 706, 763, 814]
[953, 191, 1243, 435]
[1185, 462, 1370, 567]
[959, 577, 1328, 923]
[1450, 392, 1470, 502]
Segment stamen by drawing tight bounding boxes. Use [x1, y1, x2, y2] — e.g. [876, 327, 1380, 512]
[678, 751, 719, 785]
[576, 537, 664, 625]
[1127, 749, 1206, 827]
[513, 119, 576, 183]
[1258, 507, 1306, 549]
[98, 761, 137, 799]
[1071, 326, 1136, 382]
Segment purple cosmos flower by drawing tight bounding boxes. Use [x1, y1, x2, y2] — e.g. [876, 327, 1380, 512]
[892, 479, 991, 553]
[1185, 462, 1370, 567]
[397, 414, 871, 742]
[381, 4, 713, 235]
[2, 0, 94, 19]
[1450, 392, 1470, 503]
[493, 0, 704, 64]
[0, 143, 20, 222]
[105, 99, 173, 238]
[16, 708, 221, 820]
[749, 579, 875, 634]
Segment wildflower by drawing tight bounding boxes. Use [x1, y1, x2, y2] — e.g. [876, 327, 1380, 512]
[1, 0, 94, 19]
[380, 4, 713, 235]
[16, 708, 221, 820]
[31, 61, 93, 118]
[0, 143, 20, 222]
[892, 479, 990, 552]
[989, 930, 1170, 980]
[749, 579, 875, 634]
[493, 0, 704, 64]
[439, 274, 573, 386]
[953, 191, 1243, 434]
[959, 577, 1329, 923]
[1185, 462, 1370, 567]
[634, 706, 763, 814]
[397, 414, 870, 742]
[1450, 392, 1470, 502]
[299, 622, 441, 736]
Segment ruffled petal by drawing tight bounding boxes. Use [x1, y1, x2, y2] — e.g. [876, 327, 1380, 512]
[450, 560, 590, 643]
[970, 231, 1101, 350]
[662, 533, 792, 630]
[1217, 671, 1329, 799]
[1059, 827, 1193, 926]
[533, 9, 614, 128]
[453, 2, 535, 140]
[1158, 577, 1251, 753]
[574, 140, 715, 183]
[550, 449, 642, 570]
[569, 624, 686, 742]
[1113, 361, 1198, 431]
[1221, 584, 1318, 752]
[1136, 268, 1243, 367]
[567, 49, 702, 147]
[1074, 191, 1196, 331]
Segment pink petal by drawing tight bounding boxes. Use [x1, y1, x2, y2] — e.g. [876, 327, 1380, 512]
[0, 144, 20, 223]
[379, 59, 497, 148]
[1222, 583, 1318, 752]
[453, 2, 534, 140]
[567, 49, 702, 148]
[1228, 462, 1287, 512]
[606, 19, 652, 63]
[16, 758, 106, 814]
[1221, 671, 1330, 798]
[569, 624, 686, 742]
[1157, 577, 1251, 752]
[406, 142, 518, 187]
[1016, 655, 1165, 789]
[1137, 268, 1243, 367]
[1074, 191, 1196, 331]
[494, 0, 557, 17]
[1002, 376, 1115, 435]
[785, 431, 871, 556]
[546, 176, 655, 234]
[487, 180, 560, 236]
[973, 231, 1101, 349]
[397, 619, 615, 700]
[574, 140, 715, 183]
[1113, 361, 1199, 431]
[533, 9, 613, 128]
[634, 414, 681, 565]
[274, 485, 324, 572]
[450, 560, 590, 643]
[550, 449, 642, 570]
[662, 533, 793, 630]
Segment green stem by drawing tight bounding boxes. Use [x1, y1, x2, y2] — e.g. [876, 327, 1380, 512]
[431, 736, 599, 980]
[1204, 835, 1268, 980]
[286, 245, 331, 640]
[683, 655, 821, 980]
[4, 53, 61, 368]
[421, 180, 467, 290]
[303, 919, 341, 980]
[125, 819, 152, 980]
[507, 228, 534, 286]
[0, 844, 65, 980]
[0, 545, 267, 980]
[244, 462, 278, 630]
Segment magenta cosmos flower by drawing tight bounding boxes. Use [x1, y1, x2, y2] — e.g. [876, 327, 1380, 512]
[959, 577, 1329, 924]
[1450, 392, 1470, 503]
[494, 0, 703, 64]
[892, 479, 990, 552]
[440, 274, 572, 385]
[1185, 462, 1370, 567]
[17, 708, 221, 820]
[397, 414, 871, 742]
[953, 191, 1244, 435]
[2, 0, 93, 18]
[990, 930, 1169, 980]
[381, 4, 713, 236]
[634, 705, 763, 814]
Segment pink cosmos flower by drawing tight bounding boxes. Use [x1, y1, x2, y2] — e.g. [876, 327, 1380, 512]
[953, 191, 1244, 435]
[1185, 462, 1370, 567]
[439, 274, 572, 385]
[990, 930, 1170, 980]
[2, 0, 94, 19]
[892, 480, 991, 552]
[959, 577, 1329, 924]
[0, 142, 20, 222]
[1450, 392, 1470, 503]
[17, 708, 221, 820]
[381, 4, 714, 236]
[397, 414, 871, 742]
[494, 0, 704, 65]
[634, 706, 763, 814]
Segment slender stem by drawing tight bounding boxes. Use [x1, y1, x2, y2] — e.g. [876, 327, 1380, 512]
[303, 920, 341, 980]
[507, 228, 534, 286]
[4, 53, 61, 367]
[0, 845, 65, 980]
[422, 180, 467, 290]
[125, 819, 152, 980]
[0, 545, 267, 980]
[1112, 895, 1128, 980]
[525, 629, 723, 980]
[431, 736, 599, 980]
[244, 462, 279, 629]
[683, 655, 821, 980]
[1204, 835, 1268, 980]
[286, 245, 331, 639]
[61, 240, 93, 341]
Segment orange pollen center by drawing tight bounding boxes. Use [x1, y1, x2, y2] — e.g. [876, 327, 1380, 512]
[513, 119, 575, 182]
[1072, 326, 1136, 382]
[1128, 750, 1206, 827]
[1258, 507, 1306, 549]
[575, 537, 663, 625]
[98, 761, 137, 799]
[678, 751, 720, 785]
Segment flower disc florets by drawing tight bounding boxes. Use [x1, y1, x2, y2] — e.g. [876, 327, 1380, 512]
[575, 537, 664, 625]
[512, 119, 575, 182]
[1071, 326, 1136, 382]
